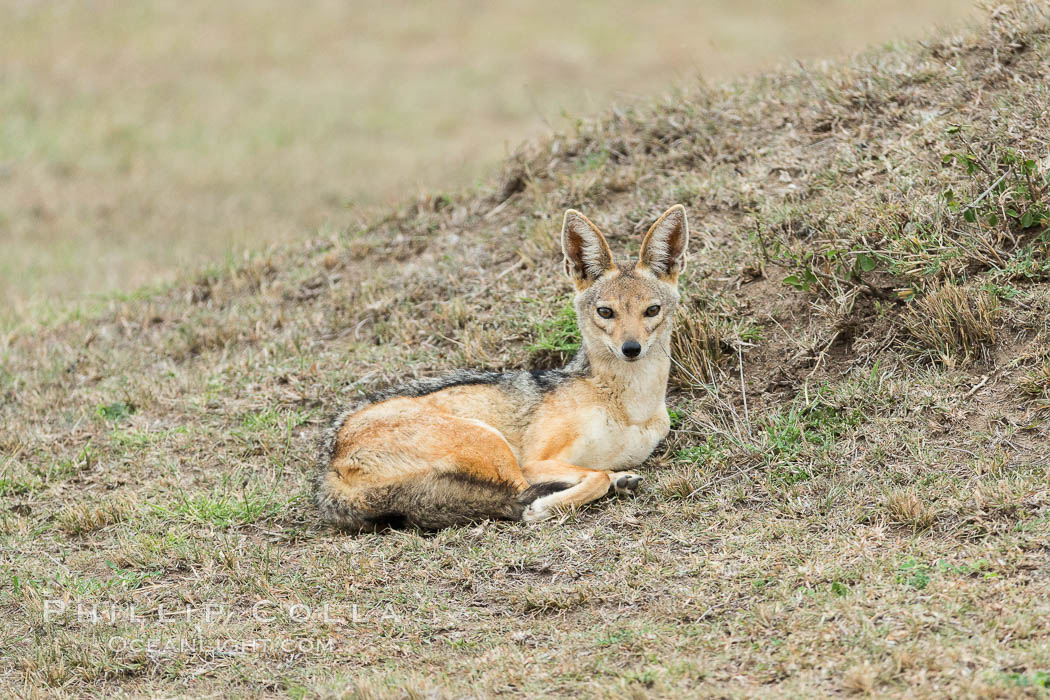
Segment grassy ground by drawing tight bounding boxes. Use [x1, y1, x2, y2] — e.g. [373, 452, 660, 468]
[0, 0, 972, 327]
[3, 1, 1050, 697]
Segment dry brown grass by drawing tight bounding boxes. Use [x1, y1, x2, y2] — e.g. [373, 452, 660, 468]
[1020, 357, 1050, 413]
[842, 662, 882, 695]
[2, 2, 1049, 697]
[55, 497, 137, 536]
[884, 489, 940, 531]
[902, 283, 1001, 366]
[669, 301, 726, 386]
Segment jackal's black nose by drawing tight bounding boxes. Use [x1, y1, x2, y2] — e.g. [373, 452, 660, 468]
[622, 341, 641, 359]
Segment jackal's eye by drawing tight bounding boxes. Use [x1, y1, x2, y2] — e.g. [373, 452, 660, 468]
[596, 306, 614, 319]
[644, 304, 661, 317]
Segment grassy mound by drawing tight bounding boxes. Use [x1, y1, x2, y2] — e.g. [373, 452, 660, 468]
[3, 2, 1049, 696]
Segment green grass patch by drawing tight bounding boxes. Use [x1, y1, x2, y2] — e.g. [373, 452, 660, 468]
[526, 300, 580, 361]
[96, 401, 135, 423]
[998, 671, 1050, 688]
[240, 407, 314, 433]
[759, 391, 864, 484]
[150, 484, 298, 529]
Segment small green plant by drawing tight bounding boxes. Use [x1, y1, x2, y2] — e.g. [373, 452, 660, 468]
[667, 408, 683, 429]
[595, 629, 634, 647]
[578, 148, 609, 172]
[96, 401, 135, 423]
[104, 561, 163, 591]
[739, 324, 765, 343]
[897, 559, 931, 590]
[936, 559, 996, 579]
[998, 671, 1050, 688]
[782, 251, 880, 294]
[754, 210, 892, 301]
[999, 233, 1050, 282]
[109, 429, 152, 448]
[942, 139, 1048, 231]
[622, 669, 656, 687]
[770, 465, 811, 485]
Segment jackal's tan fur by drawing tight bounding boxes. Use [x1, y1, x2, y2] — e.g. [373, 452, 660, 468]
[314, 205, 689, 530]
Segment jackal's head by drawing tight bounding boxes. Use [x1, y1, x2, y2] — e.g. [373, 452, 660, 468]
[561, 205, 688, 363]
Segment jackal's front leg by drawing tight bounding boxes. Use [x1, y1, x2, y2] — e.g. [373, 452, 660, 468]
[519, 460, 619, 522]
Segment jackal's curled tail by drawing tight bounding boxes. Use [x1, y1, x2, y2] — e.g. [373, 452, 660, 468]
[313, 469, 569, 531]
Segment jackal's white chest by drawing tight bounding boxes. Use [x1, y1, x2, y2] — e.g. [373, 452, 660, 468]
[565, 404, 670, 471]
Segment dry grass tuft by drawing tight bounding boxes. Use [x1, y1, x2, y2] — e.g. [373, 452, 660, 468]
[55, 498, 136, 536]
[312, 679, 437, 700]
[514, 585, 593, 614]
[670, 303, 726, 386]
[884, 489, 939, 531]
[902, 284, 1000, 366]
[971, 479, 1026, 520]
[842, 662, 881, 695]
[1020, 357, 1050, 413]
[657, 467, 704, 500]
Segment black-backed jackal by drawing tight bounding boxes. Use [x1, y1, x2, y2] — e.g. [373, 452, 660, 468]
[314, 205, 689, 530]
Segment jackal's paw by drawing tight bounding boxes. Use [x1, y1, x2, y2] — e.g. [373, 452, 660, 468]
[521, 501, 555, 523]
[609, 472, 642, 497]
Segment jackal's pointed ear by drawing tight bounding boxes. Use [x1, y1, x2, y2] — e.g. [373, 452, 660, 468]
[638, 204, 689, 282]
[561, 209, 616, 289]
